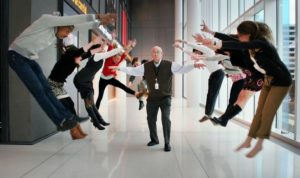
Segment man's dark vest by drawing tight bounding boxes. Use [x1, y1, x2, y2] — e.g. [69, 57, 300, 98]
[144, 60, 172, 100]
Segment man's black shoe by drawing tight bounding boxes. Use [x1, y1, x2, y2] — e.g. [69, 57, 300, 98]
[77, 116, 89, 123]
[58, 117, 77, 131]
[164, 143, 171, 152]
[147, 140, 159, 146]
[139, 101, 144, 110]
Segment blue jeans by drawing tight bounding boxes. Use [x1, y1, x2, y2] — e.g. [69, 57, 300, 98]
[8, 50, 73, 126]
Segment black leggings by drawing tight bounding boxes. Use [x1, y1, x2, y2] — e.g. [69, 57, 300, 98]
[96, 77, 136, 108]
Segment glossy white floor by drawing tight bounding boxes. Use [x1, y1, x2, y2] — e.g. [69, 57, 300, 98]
[1, 97, 300, 178]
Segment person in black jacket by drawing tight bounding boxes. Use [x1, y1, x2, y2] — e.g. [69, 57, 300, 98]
[73, 40, 124, 131]
[48, 37, 106, 138]
[196, 23, 264, 126]
[48, 44, 90, 139]
[198, 21, 292, 158]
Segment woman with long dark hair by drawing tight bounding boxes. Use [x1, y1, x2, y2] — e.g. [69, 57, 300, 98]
[193, 22, 265, 127]
[206, 21, 291, 158]
[48, 45, 88, 139]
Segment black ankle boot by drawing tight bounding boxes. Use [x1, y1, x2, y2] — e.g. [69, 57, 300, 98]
[90, 117, 105, 130]
[92, 105, 110, 126]
[86, 106, 105, 130]
[211, 117, 227, 127]
[98, 116, 110, 126]
[217, 105, 242, 126]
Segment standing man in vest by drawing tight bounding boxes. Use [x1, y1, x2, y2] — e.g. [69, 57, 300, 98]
[110, 46, 205, 152]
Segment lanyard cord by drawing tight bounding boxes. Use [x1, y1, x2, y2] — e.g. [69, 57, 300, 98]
[153, 62, 160, 80]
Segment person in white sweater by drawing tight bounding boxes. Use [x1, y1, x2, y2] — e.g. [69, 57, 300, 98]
[8, 13, 116, 131]
[174, 40, 225, 122]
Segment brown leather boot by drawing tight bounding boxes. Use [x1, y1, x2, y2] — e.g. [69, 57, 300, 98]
[70, 124, 86, 140]
[76, 124, 88, 136]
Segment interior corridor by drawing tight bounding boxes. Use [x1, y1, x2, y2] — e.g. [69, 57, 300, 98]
[0, 97, 299, 178]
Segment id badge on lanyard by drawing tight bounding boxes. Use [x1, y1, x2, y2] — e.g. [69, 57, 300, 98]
[154, 64, 160, 90]
[155, 78, 159, 90]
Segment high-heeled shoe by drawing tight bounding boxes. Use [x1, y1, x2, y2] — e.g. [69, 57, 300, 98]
[86, 106, 105, 130]
[91, 117, 105, 130]
[92, 105, 110, 126]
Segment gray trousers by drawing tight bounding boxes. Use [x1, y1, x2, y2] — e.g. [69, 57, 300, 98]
[146, 97, 171, 144]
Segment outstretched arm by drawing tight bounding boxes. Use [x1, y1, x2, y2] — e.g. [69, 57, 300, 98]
[200, 20, 215, 36]
[201, 54, 230, 61]
[171, 62, 205, 74]
[218, 40, 267, 51]
[175, 40, 215, 56]
[173, 42, 194, 56]
[109, 64, 145, 76]
[93, 47, 123, 62]
[82, 36, 103, 52]
[42, 13, 116, 28]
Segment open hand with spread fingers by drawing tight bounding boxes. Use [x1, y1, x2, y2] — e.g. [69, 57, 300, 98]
[194, 62, 206, 69]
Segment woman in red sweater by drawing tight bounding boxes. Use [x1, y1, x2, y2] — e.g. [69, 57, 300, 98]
[96, 39, 142, 109]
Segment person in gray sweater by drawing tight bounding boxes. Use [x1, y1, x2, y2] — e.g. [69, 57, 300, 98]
[8, 13, 116, 131]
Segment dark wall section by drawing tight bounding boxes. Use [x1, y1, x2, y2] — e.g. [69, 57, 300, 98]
[129, 0, 174, 61]
[8, 0, 59, 143]
[0, 0, 10, 142]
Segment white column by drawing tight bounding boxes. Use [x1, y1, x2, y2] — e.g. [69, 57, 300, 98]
[174, 0, 183, 98]
[186, 0, 202, 107]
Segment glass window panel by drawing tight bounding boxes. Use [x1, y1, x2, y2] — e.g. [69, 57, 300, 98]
[230, 0, 239, 23]
[239, 0, 245, 15]
[212, 0, 219, 30]
[254, 10, 264, 22]
[220, 0, 228, 30]
[276, 0, 296, 139]
[244, 0, 254, 11]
